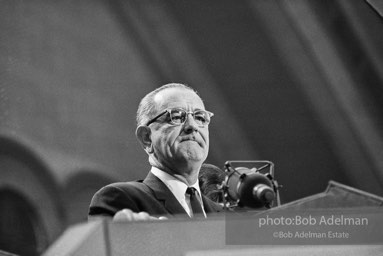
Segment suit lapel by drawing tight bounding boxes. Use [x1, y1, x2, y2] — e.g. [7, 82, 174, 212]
[143, 172, 187, 215]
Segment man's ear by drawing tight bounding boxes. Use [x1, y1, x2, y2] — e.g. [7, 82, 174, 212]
[136, 126, 153, 153]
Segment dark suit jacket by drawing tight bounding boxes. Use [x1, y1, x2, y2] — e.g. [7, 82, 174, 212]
[88, 172, 222, 218]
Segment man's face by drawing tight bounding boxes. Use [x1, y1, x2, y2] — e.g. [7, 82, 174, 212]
[149, 88, 210, 172]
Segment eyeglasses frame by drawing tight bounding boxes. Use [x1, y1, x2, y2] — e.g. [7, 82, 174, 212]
[146, 108, 214, 127]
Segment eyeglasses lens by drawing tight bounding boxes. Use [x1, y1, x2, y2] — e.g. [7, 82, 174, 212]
[169, 109, 210, 126]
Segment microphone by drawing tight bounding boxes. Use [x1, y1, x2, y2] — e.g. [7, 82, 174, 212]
[223, 161, 280, 209]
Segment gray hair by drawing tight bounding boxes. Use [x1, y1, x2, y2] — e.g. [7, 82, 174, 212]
[136, 83, 199, 126]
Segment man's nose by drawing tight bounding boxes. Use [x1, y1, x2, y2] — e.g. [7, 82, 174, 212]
[183, 113, 199, 133]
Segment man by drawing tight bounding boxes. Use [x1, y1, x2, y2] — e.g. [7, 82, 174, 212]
[89, 83, 222, 221]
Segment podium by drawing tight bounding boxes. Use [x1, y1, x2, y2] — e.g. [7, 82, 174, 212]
[43, 181, 383, 256]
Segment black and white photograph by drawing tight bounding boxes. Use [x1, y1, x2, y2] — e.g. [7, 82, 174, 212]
[1, 0, 383, 255]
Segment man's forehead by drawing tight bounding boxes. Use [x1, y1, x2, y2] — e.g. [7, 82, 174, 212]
[154, 88, 204, 108]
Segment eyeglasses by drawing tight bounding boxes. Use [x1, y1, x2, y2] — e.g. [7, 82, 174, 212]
[146, 108, 214, 127]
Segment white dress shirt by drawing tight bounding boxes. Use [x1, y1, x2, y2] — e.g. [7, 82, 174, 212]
[151, 166, 206, 217]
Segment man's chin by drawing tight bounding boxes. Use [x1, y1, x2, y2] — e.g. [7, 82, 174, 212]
[177, 149, 206, 163]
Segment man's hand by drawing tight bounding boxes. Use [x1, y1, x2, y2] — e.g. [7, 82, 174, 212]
[113, 209, 168, 222]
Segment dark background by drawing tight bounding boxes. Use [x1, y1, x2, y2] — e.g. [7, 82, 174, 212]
[1, 0, 383, 255]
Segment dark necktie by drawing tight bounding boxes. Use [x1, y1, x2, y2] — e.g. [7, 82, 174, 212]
[186, 187, 204, 216]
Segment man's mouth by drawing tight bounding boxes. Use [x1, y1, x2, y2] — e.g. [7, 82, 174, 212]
[181, 136, 196, 142]
[180, 136, 200, 144]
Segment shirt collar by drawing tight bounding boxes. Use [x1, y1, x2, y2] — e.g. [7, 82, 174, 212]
[150, 166, 202, 197]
